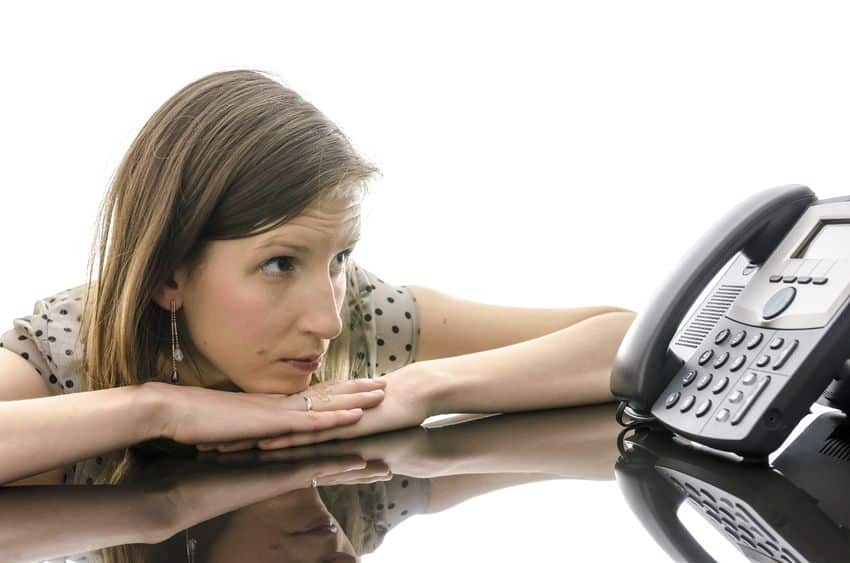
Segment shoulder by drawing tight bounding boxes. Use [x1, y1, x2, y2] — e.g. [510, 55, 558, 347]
[350, 262, 420, 376]
[0, 283, 88, 395]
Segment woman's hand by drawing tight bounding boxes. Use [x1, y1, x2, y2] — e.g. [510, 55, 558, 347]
[252, 363, 440, 450]
[144, 377, 388, 451]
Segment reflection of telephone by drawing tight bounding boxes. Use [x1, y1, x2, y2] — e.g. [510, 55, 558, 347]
[615, 412, 850, 563]
[611, 185, 850, 457]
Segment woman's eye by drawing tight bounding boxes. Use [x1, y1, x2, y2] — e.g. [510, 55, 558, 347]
[260, 249, 354, 277]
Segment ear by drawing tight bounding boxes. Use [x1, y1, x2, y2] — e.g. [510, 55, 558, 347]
[151, 264, 189, 312]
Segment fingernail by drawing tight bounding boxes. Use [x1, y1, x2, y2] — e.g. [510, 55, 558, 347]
[350, 408, 363, 414]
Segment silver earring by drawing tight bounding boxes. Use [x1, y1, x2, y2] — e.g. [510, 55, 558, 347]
[170, 299, 184, 384]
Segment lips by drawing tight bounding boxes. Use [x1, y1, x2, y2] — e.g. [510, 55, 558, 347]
[293, 516, 338, 535]
[282, 352, 323, 362]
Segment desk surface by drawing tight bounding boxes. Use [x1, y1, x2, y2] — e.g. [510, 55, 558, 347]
[3, 403, 849, 563]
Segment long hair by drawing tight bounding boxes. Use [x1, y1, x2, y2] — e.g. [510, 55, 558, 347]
[76, 69, 379, 484]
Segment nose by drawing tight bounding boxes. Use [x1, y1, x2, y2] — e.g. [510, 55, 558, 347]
[296, 270, 345, 341]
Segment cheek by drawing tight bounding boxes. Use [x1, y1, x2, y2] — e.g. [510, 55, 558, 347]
[192, 277, 281, 360]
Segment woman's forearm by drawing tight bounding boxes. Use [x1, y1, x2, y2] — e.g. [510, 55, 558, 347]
[425, 311, 636, 416]
[0, 385, 162, 484]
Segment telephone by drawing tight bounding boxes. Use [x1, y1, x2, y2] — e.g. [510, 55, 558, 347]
[615, 411, 850, 562]
[610, 184, 850, 458]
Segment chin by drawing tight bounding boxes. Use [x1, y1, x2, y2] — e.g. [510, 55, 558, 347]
[243, 375, 312, 396]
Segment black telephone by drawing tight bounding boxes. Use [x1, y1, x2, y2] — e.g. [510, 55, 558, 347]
[611, 184, 850, 458]
[616, 411, 850, 563]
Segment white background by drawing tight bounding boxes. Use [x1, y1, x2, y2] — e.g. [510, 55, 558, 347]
[3, 2, 849, 561]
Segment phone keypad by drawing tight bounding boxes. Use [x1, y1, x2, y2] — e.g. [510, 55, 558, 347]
[657, 318, 817, 437]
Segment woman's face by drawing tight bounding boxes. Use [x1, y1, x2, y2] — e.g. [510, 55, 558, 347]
[206, 487, 358, 563]
[161, 194, 362, 395]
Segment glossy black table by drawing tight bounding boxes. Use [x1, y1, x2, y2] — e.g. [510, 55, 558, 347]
[3, 403, 849, 562]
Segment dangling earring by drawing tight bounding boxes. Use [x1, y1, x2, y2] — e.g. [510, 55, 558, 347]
[170, 298, 184, 384]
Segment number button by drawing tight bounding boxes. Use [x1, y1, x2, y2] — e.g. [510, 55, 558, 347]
[696, 373, 714, 390]
[695, 399, 713, 417]
[665, 392, 681, 408]
[682, 369, 698, 386]
[729, 355, 747, 372]
[730, 330, 747, 347]
[680, 395, 696, 413]
[769, 337, 784, 350]
[698, 349, 715, 366]
[712, 376, 729, 394]
[756, 355, 771, 367]
[715, 328, 731, 345]
[713, 351, 730, 369]
[745, 333, 763, 350]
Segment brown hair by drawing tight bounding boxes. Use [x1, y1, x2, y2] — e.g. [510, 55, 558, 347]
[77, 68, 380, 482]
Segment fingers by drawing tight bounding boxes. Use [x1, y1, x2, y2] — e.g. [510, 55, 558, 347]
[311, 377, 387, 395]
[258, 425, 341, 450]
[197, 439, 257, 453]
[310, 389, 385, 412]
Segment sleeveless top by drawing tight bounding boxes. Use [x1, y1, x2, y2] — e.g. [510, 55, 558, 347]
[0, 261, 428, 557]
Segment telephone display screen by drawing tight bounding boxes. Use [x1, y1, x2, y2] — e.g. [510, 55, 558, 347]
[798, 222, 850, 259]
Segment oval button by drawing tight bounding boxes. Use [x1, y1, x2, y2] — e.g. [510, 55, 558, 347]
[763, 287, 796, 320]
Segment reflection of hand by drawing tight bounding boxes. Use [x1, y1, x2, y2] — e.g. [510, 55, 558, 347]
[0, 454, 392, 562]
[144, 454, 393, 541]
[198, 403, 622, 480]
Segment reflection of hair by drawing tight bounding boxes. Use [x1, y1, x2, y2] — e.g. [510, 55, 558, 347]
[319, 484, 369, 555]
[71, 68, 380, 487]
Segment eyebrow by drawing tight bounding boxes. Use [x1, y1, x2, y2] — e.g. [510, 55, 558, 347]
[255, 232, 361, 253]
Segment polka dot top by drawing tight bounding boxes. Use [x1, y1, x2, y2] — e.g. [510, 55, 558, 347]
[0, 262, 429, 556]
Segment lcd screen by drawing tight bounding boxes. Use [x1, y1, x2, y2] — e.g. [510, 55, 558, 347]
[798, 222, 850, 259]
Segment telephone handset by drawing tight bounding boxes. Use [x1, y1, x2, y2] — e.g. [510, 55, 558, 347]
[616, 413, 850, 563]
[611, 184, 850, 457]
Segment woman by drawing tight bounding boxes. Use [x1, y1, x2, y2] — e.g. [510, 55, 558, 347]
[0, 68, 636, 487]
